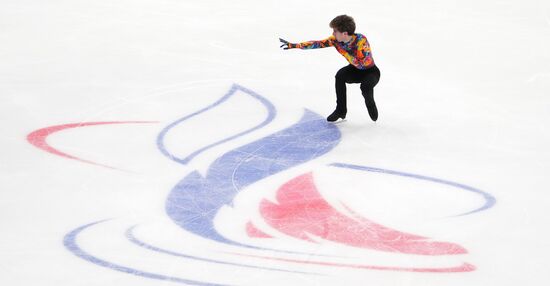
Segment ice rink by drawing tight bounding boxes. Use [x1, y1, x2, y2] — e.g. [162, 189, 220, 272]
[2, 0, 550, 285]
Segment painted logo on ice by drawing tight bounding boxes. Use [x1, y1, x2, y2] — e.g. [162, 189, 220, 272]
[28, 84, 495, 285]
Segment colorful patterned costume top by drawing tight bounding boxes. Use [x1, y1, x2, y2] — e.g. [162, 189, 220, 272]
[289, 34, 375, 70]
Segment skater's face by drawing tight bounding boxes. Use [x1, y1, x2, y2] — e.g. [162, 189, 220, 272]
[332, 28, 351, 43]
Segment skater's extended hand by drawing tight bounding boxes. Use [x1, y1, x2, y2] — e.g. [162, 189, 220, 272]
[279, 38, 293, 50]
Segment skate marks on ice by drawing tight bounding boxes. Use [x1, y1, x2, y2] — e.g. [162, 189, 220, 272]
[26, 84, 496, 284]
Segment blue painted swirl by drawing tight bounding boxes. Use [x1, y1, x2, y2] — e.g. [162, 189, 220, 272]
[166, 109, 341, 245]
[63, 220, 226, 286]
[157, 83, 276, 165]
[330, 163, 496, 216]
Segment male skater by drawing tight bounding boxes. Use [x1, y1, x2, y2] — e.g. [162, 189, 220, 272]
[280, 15, 381, 122]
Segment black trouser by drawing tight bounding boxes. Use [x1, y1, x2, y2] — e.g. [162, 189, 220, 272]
[334, 64, 381, 114]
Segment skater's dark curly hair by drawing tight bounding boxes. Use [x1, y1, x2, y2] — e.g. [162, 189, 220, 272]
[329, 15, 356, 35]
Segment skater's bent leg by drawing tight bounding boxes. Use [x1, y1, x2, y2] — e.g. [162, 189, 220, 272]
[360, 66, 380, 101]
[360, 66, 381, 121]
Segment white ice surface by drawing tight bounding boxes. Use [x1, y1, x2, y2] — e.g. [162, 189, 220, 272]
[1, 0, 550, 285]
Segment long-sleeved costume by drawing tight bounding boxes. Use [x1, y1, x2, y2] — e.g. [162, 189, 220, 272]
[289, 34, 375, 70]
[286, 33, 380, 121]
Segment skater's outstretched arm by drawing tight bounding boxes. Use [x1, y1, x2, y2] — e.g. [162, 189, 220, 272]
[279, 36, 335, 50]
